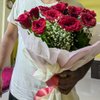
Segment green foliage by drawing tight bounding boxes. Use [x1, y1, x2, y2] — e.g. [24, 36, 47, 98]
[41, 21, 73, 50]
[73, 28, 92, 49]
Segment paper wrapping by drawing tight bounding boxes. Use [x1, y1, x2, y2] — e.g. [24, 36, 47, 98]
[18, 25, 100, 100]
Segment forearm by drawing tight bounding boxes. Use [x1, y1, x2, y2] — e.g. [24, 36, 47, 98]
[76, 59, 94, 80]
[0, 32, 17, 70]
[58, 59, 94, 95]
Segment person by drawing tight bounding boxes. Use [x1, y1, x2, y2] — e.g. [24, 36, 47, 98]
[0, 0, 94, 100]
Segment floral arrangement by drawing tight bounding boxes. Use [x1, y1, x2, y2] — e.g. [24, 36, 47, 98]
[16, 2, 96, 51]
[16, 2, 99, 100]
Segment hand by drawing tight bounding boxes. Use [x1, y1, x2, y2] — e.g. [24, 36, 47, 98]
[57, 59, 94, 95]
[0, 73, 2, 97]
[57, 70, 79, 95]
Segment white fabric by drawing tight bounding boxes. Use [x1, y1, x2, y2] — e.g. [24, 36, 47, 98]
[7, 0, 58, 100]
[7, 0, 84, 100]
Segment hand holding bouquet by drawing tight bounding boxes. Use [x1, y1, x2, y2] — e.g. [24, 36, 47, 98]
[16, 2, 100, 100]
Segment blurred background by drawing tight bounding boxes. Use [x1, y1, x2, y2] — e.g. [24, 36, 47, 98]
[76, 1, 100, 100]
[0, 0, 100, 100]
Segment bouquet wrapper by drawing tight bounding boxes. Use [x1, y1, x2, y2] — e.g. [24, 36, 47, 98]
[34, 86, 79, 100]
[19, 26, 100, 100]
[34, 86, 58, 100]
[23, 41, 100, 100]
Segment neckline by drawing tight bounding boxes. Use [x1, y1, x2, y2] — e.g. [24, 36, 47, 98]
[39, 0, 58, 6]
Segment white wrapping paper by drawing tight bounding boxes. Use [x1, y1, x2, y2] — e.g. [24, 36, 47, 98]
[18, 25, 100, 100]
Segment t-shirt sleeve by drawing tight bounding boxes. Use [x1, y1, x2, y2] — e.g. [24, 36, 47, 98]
[7, 0, 19, 25]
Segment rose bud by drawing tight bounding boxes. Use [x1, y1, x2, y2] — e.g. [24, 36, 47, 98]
[51, 2, 68, 13]
[32, 18, 46, 34]
[16, 12, 32, 29]
[58, 15, 82, 32]
[81, 13, 96, 27]
[68, 6, 83, 18]
[29, 7, 39, 19]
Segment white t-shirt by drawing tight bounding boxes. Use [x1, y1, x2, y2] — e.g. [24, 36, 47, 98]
[7, 0, 80, 100]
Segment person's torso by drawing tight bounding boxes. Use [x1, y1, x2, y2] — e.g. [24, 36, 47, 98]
[10, 0, 59, 99]
[10, 0, 80, 99]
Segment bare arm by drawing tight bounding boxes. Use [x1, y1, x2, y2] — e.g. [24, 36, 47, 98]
[0, 23, 18, 96]
[0, 23, 18, 70]
[58, 59, 94, 94]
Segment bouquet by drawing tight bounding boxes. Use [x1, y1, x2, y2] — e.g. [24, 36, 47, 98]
[16, 2, 100, 100]
[16, 2, 97, 50]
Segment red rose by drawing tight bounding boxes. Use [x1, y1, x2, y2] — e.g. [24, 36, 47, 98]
[81, 13, 96, 27]
[42, 9, 62, 21]
[68, 6, 83, 18]
[32, 18, 46, 34]
[51, 2, 68, 12]
[16, 12, 32, 29]
[82, 9, 96, 17]
[39, 6, 50, 12]
[29, 7, 39, 19]
[58, 15, 82, 32]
